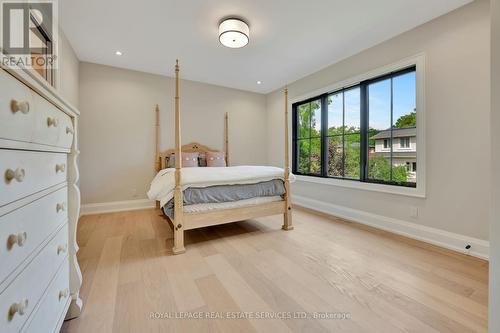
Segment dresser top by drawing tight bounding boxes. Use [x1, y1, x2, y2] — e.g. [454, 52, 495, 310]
[1, 52, 79, 118]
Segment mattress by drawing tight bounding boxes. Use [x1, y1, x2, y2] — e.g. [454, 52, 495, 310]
[162, 179, 286, 219]
[147, 165, 295, 207]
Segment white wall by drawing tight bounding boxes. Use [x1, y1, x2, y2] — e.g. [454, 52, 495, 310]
[490, 0, 499, 330]
[79, 62, 267, 204]
[266, 0, 490, 241]
[57, 29, 79, 107]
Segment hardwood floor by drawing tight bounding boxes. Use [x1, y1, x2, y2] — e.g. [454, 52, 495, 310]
[61, 207, 488, 333]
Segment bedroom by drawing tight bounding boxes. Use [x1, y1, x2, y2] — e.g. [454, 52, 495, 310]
[0, 0, 499, 332]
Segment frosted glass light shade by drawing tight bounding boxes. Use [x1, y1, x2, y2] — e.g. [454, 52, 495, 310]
[219, 19, 249, 48]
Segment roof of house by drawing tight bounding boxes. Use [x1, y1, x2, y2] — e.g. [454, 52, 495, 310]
[370, 127, 416, 140]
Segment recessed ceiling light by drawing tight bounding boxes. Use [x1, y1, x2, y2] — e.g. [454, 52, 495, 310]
[219, 18, 249, 48]
[257, 81, 262, 85]
[115, 51, 123, 56]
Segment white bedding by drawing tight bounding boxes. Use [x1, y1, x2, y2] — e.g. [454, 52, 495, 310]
[147, 165, 295, 207]
[183, 196, 283, 213]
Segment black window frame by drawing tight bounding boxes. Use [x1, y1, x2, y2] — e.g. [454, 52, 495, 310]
[293, 98, 324, 176]
[292, 66, 417, 188]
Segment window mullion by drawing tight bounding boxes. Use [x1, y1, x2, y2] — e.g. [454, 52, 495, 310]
[287, 105, 299, 173]
[360, 83, 368, 182]
[308, 102, 312, 174]
[390, 77, 394, 181]
[321, 95, 328, 177]
[341, 90, 346, 178]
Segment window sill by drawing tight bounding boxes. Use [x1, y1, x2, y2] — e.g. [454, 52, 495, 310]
[295, 175, 426, 198]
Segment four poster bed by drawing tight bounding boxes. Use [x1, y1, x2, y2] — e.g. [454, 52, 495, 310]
[148, 60, 293, 254]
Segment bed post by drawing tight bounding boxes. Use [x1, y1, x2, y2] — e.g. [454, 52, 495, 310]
[224, 112, 230, 166]
[173, 60, 186, 254]
[155, 104, 161, 209]
[155, 104, 160, 172]
[282, 87, 294, 231]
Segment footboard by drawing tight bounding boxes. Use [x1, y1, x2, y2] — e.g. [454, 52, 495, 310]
[183, 200, 286, 230]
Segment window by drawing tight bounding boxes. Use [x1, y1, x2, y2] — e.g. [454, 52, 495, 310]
[30, 12, 54, 85]
[296, 99, 322, 175]
[400, 137, 410, 148]
[327, 87, 361, 179]
[405, 162, 417, 172]
[293, 66, 417, 188]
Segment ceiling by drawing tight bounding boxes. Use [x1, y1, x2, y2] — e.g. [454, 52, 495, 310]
[60, 0, 472, 94]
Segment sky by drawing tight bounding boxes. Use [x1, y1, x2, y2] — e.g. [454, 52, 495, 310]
[323, 71, 416, 131]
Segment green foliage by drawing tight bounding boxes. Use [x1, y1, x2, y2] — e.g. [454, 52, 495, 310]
[394, 111, 416, 128]
[368, 155, 407, 182]
[392, 165, 409, 182]
[327, 136, 342, 177]
[326, 129, 360, 178]
[297, 101, 321, 174]
[344, 135, 360, 179]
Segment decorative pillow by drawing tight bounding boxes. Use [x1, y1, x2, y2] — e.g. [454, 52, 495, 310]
[167, 153, 176, 168]
[168, 152, 199, 167]
[198, 153, 207, 167]
[206, 151, 226, 167]
[181, 152, 199, 167]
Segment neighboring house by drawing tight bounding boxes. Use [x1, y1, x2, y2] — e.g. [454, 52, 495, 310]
[370, 127, 417, 182]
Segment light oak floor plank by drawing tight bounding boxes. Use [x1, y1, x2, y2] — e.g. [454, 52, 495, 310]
[62, 207, 488, 333]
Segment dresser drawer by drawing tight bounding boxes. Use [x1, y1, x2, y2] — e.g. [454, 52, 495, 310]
[0, 186, 68, 285]
[0, 224, 68, 333]
[0, 70, 36, 143]
[21, 258, 69, 333]
[0, 150, 67, 206]
[32, 94, 64, 146]
[56, 112, 74, 149]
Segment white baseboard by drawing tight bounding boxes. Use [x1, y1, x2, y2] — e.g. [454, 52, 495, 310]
[293, 195, 489, 260]
[80, 199, 156, 216]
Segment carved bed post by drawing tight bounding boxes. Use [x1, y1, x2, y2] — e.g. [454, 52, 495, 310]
[282, 87, 294, 231]
[155, 104, 161, 209]
[224, 112, 229, 166]
[173, 60, 186, 254]
[155, 104, 160, 172]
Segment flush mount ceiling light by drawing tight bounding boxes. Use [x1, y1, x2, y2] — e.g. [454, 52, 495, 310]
[115, 51, 123, 56]
[219, 18, 249, 48]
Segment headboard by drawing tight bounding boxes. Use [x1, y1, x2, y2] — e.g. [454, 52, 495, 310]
[155, 101, 229, 171]
[158, 142, 222, 169]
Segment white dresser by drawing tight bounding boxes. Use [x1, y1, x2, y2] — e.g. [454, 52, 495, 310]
[0, 65, 82, 332]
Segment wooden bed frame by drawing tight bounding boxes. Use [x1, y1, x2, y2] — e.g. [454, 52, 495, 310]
[155, 60, 292, 254]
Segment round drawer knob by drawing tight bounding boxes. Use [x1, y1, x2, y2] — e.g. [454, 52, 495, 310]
[5, 168, 25, 183]
[56, 202, 66, 212]
[59, 288, 70, 301]
[47, 117, 59, 127]
[66, 126, 74, 135]
[10, 100, 30, 114]
[7, 232, 27, 249]
[57, 244, 68, 255]
[8, 299, 28, 320]
[55, 163, 66, 173]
